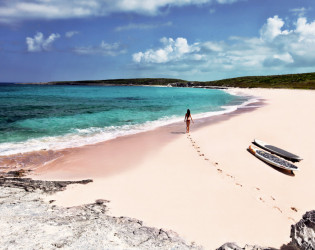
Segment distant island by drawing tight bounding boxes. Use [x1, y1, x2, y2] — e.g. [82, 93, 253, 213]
[20, 72, 315, 89]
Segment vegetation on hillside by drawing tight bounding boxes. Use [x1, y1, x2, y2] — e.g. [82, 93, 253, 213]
[47, 78, 187, 86]
[200, 72, 315, 89]
[22, 72, 315, 89]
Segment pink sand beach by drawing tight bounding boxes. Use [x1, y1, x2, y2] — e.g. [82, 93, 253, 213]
[31, 88, 315, 249]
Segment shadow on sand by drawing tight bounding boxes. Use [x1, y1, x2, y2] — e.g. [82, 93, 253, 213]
[170, 131, 186, 134]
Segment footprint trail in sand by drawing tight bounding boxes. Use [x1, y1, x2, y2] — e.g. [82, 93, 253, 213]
[186, 133, 298, 222]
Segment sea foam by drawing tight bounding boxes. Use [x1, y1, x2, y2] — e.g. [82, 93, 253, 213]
[0, 85, 258, 156]
[0, 100, 258, 156]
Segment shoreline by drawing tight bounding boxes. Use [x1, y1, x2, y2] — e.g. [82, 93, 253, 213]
[24, 89, 260, 181]
[0, 88, 257, 167]
[31, 88, 315, 249]
[2, 88, 315, 248]
[28, 106, 260, 181]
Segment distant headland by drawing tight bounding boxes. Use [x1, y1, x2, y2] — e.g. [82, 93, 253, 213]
[19, 72, 315, 89]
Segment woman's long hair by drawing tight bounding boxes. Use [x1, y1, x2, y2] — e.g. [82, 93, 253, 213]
[186, 109, 190, 117]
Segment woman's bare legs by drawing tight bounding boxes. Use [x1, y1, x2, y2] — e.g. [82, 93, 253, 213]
[186, 120, 190, 133]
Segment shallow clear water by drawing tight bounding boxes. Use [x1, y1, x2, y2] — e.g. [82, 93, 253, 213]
[0, 84, 250, 155]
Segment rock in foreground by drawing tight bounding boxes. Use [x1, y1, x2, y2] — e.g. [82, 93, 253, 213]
[283, 210, 315, 250]
[0, 176, 92, 193]
[0, 186, 200, 249]
[1, 176, 315, 249]
[217, 242, 276, 250]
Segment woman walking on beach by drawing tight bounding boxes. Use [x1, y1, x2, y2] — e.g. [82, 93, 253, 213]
[184, 109, 194, 133]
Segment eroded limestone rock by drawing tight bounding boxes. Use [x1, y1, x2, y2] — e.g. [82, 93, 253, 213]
[0, 177, 92, 194]
[0, 186, 200, 249]
[217, 242, 276, 250]
[1, 175, 315, 250]
[287, 210, 315, 250]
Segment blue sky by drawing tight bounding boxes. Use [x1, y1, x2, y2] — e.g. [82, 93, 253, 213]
[0, 0, 315, 82]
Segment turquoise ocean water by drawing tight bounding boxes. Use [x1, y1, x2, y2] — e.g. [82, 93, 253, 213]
[0, 84, 253, 156]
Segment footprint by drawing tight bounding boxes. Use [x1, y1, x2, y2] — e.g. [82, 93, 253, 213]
[259, 197, 265, 203]
[236, 183, 243, 187]
[217, 169, 222, 173]
[200, 154, 204, 156]
[273, 206, 283, 213]
[204, 158, 209, 161]
[288, 217, 296, 223]
[271, 196, 275, 201]
[255, 187, 260, 191]
[291, 207, 298, 212]
[215, 162, 218, 165]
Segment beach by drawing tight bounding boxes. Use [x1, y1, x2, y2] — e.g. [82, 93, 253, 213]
[30, 88, 315, 249]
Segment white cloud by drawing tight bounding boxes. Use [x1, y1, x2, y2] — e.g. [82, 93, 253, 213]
[74, 41, 126, 56]
[295, 17, 315, 40]
[112, 0, 212, 14]
[216, 0, 239, 3]
[260, 15, 291, 42]
[202, 41, 224, 52]
[133, 16, 315, 79]
[0, 0, 246, 23]
[289, 7, 309, 17]
[26, 32, 60, 52]
[115, 22, 172, 32]
[273, 53, 294, 63]
[133, 37, 200, 63]
[65, 31, 79, 38]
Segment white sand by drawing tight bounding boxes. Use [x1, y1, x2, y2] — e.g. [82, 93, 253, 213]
[34, 88, 315, 249]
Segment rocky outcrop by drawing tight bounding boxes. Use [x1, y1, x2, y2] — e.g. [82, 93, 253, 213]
[217, 242, 277, 250]
[280, 210, 315, 250]
[1, 175, 315, 249]
[217, 243, 243, 250]
[167, 81, 228, 89]
[217, 210, 315, 250]
[0, 181, 200, 249]
[0, 176, 92, 194]
[169, 82, 196, 87]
